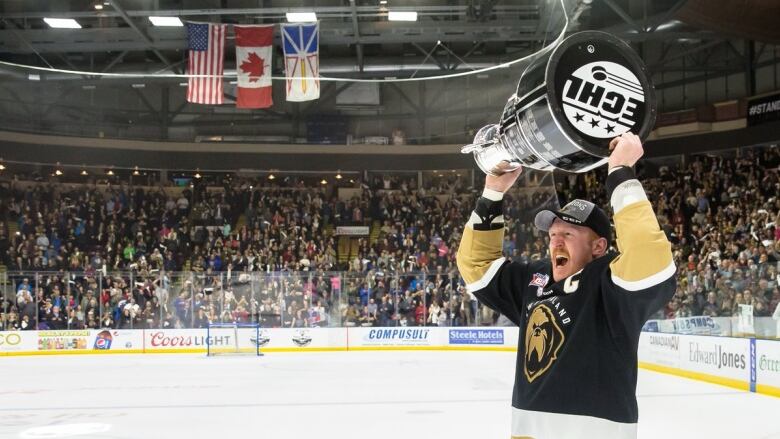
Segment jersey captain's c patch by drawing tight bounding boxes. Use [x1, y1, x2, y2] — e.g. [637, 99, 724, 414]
[524, 304, 565, 383]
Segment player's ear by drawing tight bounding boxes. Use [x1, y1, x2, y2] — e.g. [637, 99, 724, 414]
[592, 237, 608, 258]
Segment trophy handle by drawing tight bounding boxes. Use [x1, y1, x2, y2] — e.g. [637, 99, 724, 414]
[460, 141, 496, 154]
[462, 124, 523, 175]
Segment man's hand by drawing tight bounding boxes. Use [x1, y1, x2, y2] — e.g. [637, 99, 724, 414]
[485, 162, 523, 193]
[608, 132, 644, 171]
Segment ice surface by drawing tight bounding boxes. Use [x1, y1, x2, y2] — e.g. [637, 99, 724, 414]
[0, 351, 777, 439]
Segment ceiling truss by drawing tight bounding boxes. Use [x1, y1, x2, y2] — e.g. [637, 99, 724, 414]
[0, 0, 777, 143]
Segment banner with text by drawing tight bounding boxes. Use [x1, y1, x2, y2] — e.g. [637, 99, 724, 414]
[747, 92, 780, 126]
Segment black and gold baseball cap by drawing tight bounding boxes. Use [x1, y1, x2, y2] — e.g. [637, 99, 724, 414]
[534, 199, 611, 242]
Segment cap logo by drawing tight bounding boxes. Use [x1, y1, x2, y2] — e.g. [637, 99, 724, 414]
[561, 61, 644, 139]
[562, 200, 590, 212]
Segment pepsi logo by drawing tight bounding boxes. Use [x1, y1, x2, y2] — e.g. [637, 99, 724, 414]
[561, 61, 644, 139]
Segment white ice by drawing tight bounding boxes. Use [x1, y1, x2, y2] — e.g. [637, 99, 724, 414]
[0, 351, 777, 439]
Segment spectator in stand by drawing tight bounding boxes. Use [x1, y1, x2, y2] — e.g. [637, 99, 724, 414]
[358, 304, 376, 327]
[702, 292, 720, 317]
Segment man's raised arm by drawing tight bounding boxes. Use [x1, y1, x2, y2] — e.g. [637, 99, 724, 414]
[456, 167, 525, 324]
[606, 133, 676, 291]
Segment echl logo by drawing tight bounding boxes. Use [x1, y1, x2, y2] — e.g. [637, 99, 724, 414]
[292, 329, 312, 347]
[529, 273, 549, 297]
[561, 61, 644, 139]
[524, 304, 565, 383]
[250, 330, 271, 347]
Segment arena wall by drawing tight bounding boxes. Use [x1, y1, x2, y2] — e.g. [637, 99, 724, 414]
[1, 328, 778, 398]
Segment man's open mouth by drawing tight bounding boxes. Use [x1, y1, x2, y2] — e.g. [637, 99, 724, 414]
[554, 254, 570, 268]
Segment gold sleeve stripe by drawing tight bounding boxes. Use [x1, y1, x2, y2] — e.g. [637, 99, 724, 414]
[609, 200, 675, 290]
[456, 225, 504, 285]
[610, 178, 648, 214]
[611, 260, 676, 291]
[465, 257, 506, 293]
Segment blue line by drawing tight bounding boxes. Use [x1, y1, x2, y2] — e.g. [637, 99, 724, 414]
[750, 338, 757, 393]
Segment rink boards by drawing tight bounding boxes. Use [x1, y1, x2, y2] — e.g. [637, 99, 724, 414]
[1, 327, 778, 397]
[0, 327, 520, 355]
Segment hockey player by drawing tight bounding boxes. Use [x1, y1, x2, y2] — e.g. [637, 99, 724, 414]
[456, 132, 676, 439]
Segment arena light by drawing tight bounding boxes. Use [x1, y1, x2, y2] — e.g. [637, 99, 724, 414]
[0, 163, 5, 171]
[44, 18, 82, 29]
[55, 169, 63, 176]
[106, 169, 114, 176]
[388, 11, 417, 21]
[336, 172, 343, 180]
[320, 179, 328, 185]
[94, 3, 103, 10]
[81, 169, 88, 176]
[268, 174, 275, 180]
[132, 166, 140, 176]
[286, 12, 317, 22]
[194, 171, 202, 179]
[149, 16, 183, 27]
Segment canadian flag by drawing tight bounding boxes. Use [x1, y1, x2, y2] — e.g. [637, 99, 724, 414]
[234, 25, 274, 109]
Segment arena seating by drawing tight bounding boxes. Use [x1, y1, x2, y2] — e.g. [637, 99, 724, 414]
[0, 146, 778, 330]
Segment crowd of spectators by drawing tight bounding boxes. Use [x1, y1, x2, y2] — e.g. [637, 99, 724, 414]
[0, 145, 779, 333]
[556, 147, 780, 323]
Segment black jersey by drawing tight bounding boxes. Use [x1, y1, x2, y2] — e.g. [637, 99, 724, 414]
[457, 168, 676, 439]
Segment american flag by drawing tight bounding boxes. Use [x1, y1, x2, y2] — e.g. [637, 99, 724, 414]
[186, 22, 226, 105]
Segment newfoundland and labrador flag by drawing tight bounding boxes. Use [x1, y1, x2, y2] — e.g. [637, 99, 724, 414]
[281, 23, 320, 102]
[234, 25, 274, 109]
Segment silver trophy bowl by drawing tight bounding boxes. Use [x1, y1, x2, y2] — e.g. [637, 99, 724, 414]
[463, 31, 657, 175]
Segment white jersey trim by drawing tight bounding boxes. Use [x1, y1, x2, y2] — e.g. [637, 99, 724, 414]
[511, 407, 637, 439]
[611, 260, 677, 291]
[465, 257, 506, 293]
[466, 212, 504, 228]
[482, 188, 504, 201]
[610, 179, 648, 214]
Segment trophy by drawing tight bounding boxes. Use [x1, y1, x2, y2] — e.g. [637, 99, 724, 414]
[462, 31, 656, 175]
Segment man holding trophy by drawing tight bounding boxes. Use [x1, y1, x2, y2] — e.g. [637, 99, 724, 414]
[457, 32, 676, 439]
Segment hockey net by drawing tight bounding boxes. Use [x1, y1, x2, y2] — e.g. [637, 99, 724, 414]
[206, 322, 263, 356]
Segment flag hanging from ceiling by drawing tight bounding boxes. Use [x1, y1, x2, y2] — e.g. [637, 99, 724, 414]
[281, 23, 320, 102]
[186, 22, 226, 105]
[234, 25, 274, 109]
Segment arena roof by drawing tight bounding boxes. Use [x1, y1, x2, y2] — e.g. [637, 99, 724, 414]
[0, 0, 778, 169]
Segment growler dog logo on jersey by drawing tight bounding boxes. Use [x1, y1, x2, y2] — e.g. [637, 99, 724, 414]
[561, 61, 644, 139]
[524, 304, 565, 382]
